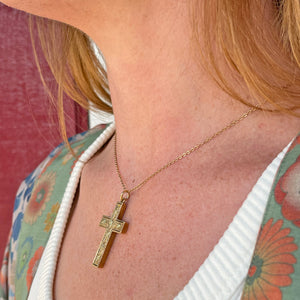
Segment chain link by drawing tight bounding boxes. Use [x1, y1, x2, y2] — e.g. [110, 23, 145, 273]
[114, 106, 257, 198]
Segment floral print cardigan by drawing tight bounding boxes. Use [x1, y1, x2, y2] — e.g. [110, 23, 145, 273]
[1, 124, 300, 300]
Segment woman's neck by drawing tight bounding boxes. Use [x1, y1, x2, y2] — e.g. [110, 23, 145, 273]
[83, 0, 299, 181]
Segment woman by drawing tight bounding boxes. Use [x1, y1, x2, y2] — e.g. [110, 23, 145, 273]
[1, 0, 300, 299]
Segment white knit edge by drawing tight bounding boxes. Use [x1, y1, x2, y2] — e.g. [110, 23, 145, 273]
[174, 143, 290, 300]
[29, 123, 116, 300]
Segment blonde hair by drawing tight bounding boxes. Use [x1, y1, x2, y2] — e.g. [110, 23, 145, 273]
[29, 17, 112, 144]
[191, 0, 300, 115]
[29, 0, 300, 140]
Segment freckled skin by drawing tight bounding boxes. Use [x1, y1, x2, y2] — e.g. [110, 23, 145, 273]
[3, 1, 300, 298]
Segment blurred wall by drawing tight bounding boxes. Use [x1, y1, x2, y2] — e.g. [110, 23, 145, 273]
[0, 3, 88, 259]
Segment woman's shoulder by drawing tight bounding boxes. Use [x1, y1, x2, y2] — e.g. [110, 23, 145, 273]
[0, 123, 111, 300]
[14, 123, 110, 210]
[12, 123, 110, 228]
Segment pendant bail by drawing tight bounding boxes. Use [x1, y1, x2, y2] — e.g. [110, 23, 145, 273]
[120, 190, 130, 202]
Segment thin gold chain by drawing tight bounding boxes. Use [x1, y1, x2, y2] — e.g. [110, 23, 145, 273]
[114, 106, 257, 199]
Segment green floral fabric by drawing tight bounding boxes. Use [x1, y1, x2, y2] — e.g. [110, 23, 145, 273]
[0, 124, 108, 300]
[242, 136, 300, 299]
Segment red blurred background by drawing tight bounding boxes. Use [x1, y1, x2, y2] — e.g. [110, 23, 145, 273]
[0, 3, 88, 259]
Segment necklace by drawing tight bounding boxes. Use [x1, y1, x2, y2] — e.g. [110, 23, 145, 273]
[92, 106, 257, 267]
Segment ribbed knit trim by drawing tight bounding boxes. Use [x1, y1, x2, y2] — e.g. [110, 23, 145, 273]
[175, 143, 289, 300]
[29, 123, 116, 300]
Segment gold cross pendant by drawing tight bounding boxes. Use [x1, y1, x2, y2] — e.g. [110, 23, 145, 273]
[93, 199, 128, 267]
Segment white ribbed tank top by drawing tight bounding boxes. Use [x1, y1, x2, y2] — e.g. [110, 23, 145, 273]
[28, 123, 290, 299]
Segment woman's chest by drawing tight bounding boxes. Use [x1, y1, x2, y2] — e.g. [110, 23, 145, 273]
[54, 171, 254, 300]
